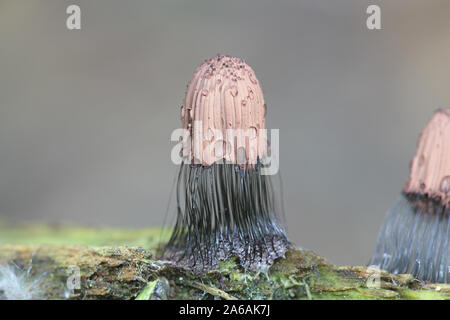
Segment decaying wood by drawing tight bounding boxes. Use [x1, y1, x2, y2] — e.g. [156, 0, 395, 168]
[0, 222, 448, 300]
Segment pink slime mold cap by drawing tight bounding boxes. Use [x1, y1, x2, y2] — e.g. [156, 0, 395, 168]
[180, 55, 268, 166]
[403, 109, 450, 206]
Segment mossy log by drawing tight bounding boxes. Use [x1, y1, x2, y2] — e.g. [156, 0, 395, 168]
[0, 222, 448, 300]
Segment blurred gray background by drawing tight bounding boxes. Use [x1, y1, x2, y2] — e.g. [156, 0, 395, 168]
[1, 0, 449, 266]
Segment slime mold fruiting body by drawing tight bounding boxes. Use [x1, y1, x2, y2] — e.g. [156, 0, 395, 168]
[164, 55, 290, 271]
[371, 109, 450, 283]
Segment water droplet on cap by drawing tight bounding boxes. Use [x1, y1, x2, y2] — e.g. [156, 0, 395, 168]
[230, 86, 238, 97]
[440, 176, 450, 196]
[248, 87, 254, 100]
[248, 72, 257, 85]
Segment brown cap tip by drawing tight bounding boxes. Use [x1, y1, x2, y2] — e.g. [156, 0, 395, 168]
[403, 109, 450, 206]
[180, 55, 268, 166]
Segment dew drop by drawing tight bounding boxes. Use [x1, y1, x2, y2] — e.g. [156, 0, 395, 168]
[440, 176, 450, 196]
[248, 87, 254, 100]
[230, 86, 238, 97]
[248, 72, 258, 85]
[201, 89, 208, 96]
[203, 71, 212, 79]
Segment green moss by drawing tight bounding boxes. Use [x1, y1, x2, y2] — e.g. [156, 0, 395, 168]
[311, 267, 361, 290]
[399, 288, 448, 300]
[0, 222, 171, 250]
[0, 222, 448, 300]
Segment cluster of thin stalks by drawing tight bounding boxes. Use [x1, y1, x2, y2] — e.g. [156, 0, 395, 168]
[370, 194, 449, 283]
[162, 159, 290, 272]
